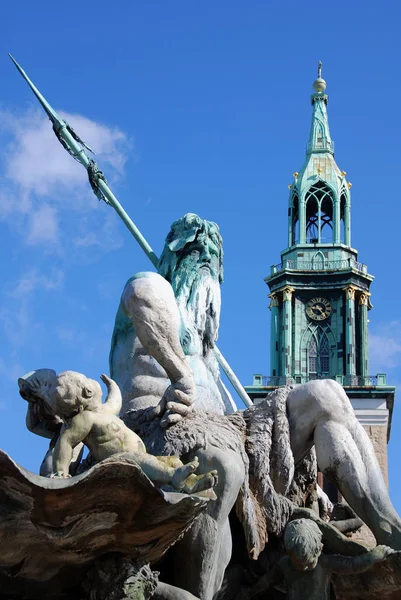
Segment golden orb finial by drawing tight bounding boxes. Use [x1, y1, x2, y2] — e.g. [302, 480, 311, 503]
[313, 60, 327, 93]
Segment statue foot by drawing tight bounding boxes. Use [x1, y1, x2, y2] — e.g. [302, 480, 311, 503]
[180, 470, 219, 495]
[171, 456, 200, 489]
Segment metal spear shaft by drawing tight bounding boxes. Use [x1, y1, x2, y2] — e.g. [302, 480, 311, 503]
[9, 54, 253, 409]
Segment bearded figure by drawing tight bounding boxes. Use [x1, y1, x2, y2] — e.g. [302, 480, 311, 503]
[110, 213, 234, 421]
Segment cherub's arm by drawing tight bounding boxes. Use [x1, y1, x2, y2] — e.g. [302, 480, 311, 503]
[53, 413, 93, 477]
[325, 545, 395, 575]
[248, 560, 285, 598]
[26, 403, 54, 439]
[100, 373, 122, 415]
[292, 507, 368, 556]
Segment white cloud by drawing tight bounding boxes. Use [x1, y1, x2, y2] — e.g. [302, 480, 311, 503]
[2, 109, 131, 198]
[0, 268, 64, 351]
[26, 204, 59, 245]
[369, 321, 401, 371]
[0, 107, 132, 248]
[10, 267, 64, 299]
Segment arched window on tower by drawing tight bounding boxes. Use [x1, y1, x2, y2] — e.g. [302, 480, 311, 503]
[340, 188, 348, 244]
[308, 336, 318, 376]
[291, 191, 299, 245]
[306, 196, 319, 243]
[315, 121, 324, 148]
[308, 330, 330, 378]
[305, 182, 333, 243]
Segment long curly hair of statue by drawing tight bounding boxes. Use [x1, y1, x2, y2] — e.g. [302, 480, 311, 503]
[283, 519, 323, 562]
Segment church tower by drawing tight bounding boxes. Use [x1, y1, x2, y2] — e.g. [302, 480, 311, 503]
[267, 62, 372, 383]
[246, 64, 395, 481]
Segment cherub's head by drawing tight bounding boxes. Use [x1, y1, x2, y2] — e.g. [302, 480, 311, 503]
[48, 371, 102, 419]
[283, 519, 323, 571]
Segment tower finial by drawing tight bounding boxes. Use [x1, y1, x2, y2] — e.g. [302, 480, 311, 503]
[313, 61, 326, 93]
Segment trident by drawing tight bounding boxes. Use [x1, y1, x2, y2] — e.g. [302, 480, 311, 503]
[9, 54, 252, 410]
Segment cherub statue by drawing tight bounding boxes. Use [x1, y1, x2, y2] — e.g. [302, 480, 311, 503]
[18, 369, 83, 477]
[248, 518, 395, 600]
[44, 370, 218, 495]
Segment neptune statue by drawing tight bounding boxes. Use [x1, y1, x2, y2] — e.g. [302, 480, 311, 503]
[110, 213, 401, 599]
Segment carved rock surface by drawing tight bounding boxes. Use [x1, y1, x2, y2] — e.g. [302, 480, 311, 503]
[0, 450, 208, 596]
[333, 551, 401, 599]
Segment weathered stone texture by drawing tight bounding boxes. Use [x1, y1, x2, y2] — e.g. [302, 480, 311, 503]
[363, 425, 388, 486]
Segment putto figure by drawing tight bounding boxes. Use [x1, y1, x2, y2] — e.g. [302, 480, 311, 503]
[110, 213, 401, 599]
[18, 369, 83, 477]
[248, 518, 395, 600]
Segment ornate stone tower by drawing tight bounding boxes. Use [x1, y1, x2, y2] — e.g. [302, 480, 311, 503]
[266, 62, 373, 383]
[246, 64, 395, 482]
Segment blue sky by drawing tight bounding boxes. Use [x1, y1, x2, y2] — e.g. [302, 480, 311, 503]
[1, 1, 401, 511]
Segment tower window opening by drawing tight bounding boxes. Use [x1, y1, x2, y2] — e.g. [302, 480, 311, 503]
[308, 336, 318, 375]
[291, 191, 299, 245]
[308, 331, 330, 377]
[340, 191, 348, 244]
[305, 182, 333, 243]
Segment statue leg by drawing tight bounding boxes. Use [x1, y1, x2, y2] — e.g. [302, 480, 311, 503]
[287, 379, 401, 548]
[172, 446, 245, 599]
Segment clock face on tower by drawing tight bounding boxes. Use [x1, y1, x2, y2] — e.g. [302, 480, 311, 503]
[306, 297, 332, 321]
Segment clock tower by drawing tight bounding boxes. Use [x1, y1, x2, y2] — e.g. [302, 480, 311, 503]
[265, 63, 374, 384]
[246, 64, 395, 484]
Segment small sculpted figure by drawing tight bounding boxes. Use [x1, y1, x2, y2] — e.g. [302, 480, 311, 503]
[18, 369, 83, 477]
[46, 370, 218, 495]
[248, 518, 395, 600]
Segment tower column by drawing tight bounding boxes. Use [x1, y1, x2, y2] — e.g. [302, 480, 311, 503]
[281, 286, 294, 379]
[299, 199, 306, 244]
[344, 199, 351, 246]
[344, 285, 357, 376]
[269, 293, 280, 377]
[333, 198, 340, 243]
[359, 292, 370, 377]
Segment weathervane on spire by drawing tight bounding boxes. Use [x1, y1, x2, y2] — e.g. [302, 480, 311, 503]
[318, 61, 322, 79]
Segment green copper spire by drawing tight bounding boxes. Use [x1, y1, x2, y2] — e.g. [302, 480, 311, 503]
[262, 62, 375, 389]
[287, 62, 351, 247]
[307, 61, 334, 155]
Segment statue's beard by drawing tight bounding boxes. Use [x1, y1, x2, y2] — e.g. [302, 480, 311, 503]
[171, 261, 221, 358]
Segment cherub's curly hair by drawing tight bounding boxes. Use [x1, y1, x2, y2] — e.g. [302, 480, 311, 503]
[158, 213, 224, 283]
[283, 519, 323, 561]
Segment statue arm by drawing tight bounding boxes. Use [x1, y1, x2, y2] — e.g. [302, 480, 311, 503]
[100, 373, 122, 415]
[121, 274, 195, 425]
[121, 274, 193, 385]
[326, 545, 395, 574]
[53, 414, 93, 477]
[292, 507, 368, 556]
[249, 561, 285, 598]
[26, 404, 53, 439]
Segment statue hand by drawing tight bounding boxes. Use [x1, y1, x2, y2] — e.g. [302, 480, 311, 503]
[154, 377, 195, 428]
[371, 545, 395, 560]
